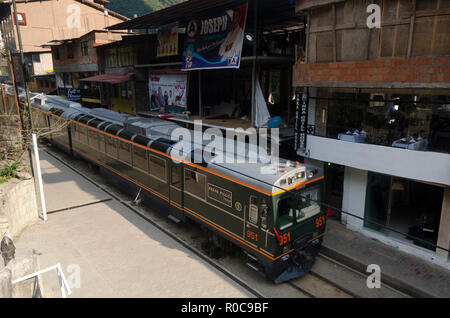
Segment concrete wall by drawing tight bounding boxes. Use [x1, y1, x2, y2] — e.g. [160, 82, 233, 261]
[301, 135, 450, 186]
[0, 178, 38, 240]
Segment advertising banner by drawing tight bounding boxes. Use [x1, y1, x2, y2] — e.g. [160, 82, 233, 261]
[181, 3, 248, 71]
[149, 71, 188, 113]
[157, 23, 179, 57]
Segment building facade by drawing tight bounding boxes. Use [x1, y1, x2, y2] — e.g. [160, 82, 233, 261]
[0, 0, 127, 89]
[293, 0, 450, 266]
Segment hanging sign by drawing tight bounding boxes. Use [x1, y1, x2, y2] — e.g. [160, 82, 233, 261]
[148, 71, 187, 113]
[181, 3, 248, 71]
[295, 92, 309, 151]
[157, 23, 179, 57]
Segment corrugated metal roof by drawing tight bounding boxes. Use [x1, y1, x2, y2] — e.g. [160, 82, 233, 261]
[107, 0, 299, 32]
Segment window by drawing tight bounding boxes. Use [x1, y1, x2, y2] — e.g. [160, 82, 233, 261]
[105, 49, 117, 68]
[171, 165, 181, 189]
[249, 196, 258, 224]
[105, 136, 117, 157]
[32, 54, 40, 63]
[133, 146, 148, 172]
[54, 47, 60, 60]
[118, 140, 132, 165]
[67, 45, 74, 59]
[87, 129, 98, 148]
[277, 187, 321, 230]
[120, 82, 132, 100]
[81, 41, 89, 56]
[184, 169, 206, 200]
[150, 155, 166, 182]
[78, 126, 87, 144]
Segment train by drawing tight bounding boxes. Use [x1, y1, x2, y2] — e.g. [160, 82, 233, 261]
[30, 93, 327, 283]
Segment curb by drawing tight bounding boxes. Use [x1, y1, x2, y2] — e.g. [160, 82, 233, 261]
[320, 245, 435, 298]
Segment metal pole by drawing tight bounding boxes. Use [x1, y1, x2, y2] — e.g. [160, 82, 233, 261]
[32, 133, 47, 221]
[12, 0, 33, 129]
[250, 0, 258, 127]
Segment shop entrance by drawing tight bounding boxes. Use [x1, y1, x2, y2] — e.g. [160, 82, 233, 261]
[364, 172, 444, 251]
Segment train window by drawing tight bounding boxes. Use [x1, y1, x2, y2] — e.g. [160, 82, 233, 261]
[98, 133, 106, 153]
[105, 136, 118, 158]
[184, 169, 206, 200]
[277, 196, 295, 230]
[87, 129, 98, 148]
[296, 187, 321, 222]
[118, 140, 132, 165]
[133, 146, 148, 172]
[149, 155, 166, 183]
[78, 126, 87, 144]
[72, 124, 78, 140]
[171, 165, 181, 189]
[249, 196, 258, 225]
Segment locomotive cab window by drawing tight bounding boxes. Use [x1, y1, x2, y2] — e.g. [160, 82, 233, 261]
[149, 155, 167, 182]
[277, 187, 321, 230]
[184, 169, 206, 200]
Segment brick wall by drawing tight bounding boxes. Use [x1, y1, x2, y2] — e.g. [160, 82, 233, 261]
[293, 56, 450, 88]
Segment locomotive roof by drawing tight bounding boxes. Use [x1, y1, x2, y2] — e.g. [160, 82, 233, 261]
[31, 97, 323, 195]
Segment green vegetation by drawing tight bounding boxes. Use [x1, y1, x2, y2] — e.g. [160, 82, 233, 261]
[106, 0, 186, 18]
[0, 162, 20, 183]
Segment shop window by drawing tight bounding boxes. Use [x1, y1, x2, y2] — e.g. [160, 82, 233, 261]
[120, 81, 132, 100]
[364, 172, 444, 251]
[184, 169, 206, 200]
[150, 155, 166, 182]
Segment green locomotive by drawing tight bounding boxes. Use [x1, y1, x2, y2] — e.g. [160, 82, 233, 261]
[31, 94, 326, 283]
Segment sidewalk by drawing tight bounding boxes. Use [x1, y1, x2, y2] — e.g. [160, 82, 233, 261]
[14, 150, 251, 298]
[322, 219, 450, 298]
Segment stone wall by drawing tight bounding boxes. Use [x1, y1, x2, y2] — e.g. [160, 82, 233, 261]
[0, 114, 22, 160]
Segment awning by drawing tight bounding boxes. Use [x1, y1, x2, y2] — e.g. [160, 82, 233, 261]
[80, 73, 134, 84]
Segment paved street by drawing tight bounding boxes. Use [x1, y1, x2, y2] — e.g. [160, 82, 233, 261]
[15, 151, 251, 298]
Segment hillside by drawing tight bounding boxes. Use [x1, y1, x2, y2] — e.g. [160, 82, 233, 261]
[106, 0, 186, 18]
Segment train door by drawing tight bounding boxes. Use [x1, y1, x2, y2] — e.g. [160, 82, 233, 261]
[169, 162, 184, 222]
[245, 195, 262, 249]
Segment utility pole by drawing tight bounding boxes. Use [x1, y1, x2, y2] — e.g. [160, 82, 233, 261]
[11, 0, 33, 130]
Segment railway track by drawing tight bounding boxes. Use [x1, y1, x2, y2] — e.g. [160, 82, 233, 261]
[39, 145, 412, 299]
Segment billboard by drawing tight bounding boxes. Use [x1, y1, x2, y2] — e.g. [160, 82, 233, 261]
[181, 3, 248, 71]
[157, 23, 179, 57]
[149, 71, 188, 113]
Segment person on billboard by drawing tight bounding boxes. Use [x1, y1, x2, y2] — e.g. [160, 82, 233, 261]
[168, 90, 175, 106]
[157, 87, 166, 107]
[219, 7, 244, 62]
